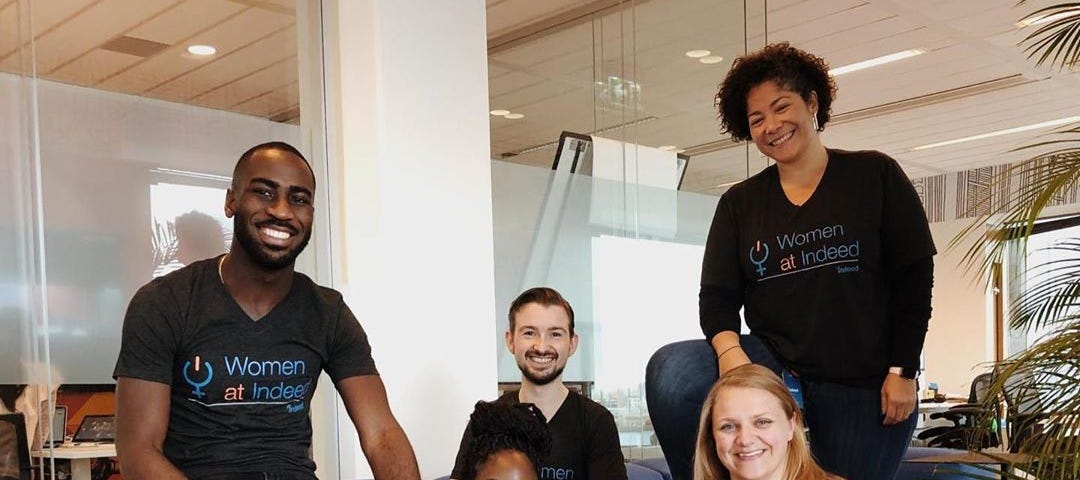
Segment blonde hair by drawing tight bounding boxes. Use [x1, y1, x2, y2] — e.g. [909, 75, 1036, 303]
[692, 364, 843, 480]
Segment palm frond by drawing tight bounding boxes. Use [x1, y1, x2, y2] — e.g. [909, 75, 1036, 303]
[1017, 2, 1080, 69]
[949, 141, 1080, 283]
[981, 326, 1080, 479]
[948, 5, 1080, 479]
[1011, 243, 1080, 332]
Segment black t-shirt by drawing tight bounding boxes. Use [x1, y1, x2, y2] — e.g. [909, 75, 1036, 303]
[450, 390, 627, 480]
[699, 149, 936, 386]
[113, 257, 378, 480]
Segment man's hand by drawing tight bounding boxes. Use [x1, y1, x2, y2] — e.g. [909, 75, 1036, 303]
[881, 373, 917, 425]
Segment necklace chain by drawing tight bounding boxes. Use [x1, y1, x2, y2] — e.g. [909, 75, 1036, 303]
[218, 254, 228, 284]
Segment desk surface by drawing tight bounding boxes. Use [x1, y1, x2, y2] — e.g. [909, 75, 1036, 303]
[32, 444, 116, 459]
[918, 401, 968, 413]
[905, 451, 1032, 464]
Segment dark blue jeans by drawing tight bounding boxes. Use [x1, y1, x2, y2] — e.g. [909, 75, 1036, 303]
[645, 337, 917, 480]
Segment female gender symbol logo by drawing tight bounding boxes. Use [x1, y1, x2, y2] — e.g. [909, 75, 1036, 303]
[183, 356, 214, 398]
[749, 240, 770, 276]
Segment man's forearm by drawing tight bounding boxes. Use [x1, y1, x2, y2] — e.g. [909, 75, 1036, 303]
[362, 425, 420, 480]
[117, 446, 188, 480]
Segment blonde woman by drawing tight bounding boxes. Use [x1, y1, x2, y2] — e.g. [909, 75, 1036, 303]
[693, 364, 842, 480]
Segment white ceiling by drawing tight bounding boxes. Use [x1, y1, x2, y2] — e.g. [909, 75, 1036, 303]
[2, 0, 1077, 194]
[489, 0, 1080, 194]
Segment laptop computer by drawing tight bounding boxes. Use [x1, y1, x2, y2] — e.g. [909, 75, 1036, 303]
[44, 405, 67, 447]
[71, 414, 115, 444]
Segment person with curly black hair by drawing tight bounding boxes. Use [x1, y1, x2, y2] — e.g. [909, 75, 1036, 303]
[460, 401, 551, 480]
[648, 43, 935, 480]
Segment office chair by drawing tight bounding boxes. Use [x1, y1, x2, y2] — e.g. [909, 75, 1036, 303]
[916, 372, 1001, 450]
[0, 413, 32, 480]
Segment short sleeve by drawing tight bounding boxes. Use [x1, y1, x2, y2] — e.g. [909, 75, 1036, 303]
[699, 191, 747, 340]
[112, 284, 181, 384]
[880, 155, 936, 270]
[324, 301, 378, 382]
[587, 406, 627, 480]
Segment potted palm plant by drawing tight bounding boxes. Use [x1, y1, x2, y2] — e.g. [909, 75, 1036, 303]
[950, 2, 1080, 478]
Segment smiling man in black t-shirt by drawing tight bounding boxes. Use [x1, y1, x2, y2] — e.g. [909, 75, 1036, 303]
[113, 142, 420, 480]
[450, 288, 627, 480]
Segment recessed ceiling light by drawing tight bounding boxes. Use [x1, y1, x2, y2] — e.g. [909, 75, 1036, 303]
[699, 55, 724, 64]
[658, 145, 678, 151]
[187, 44, 216, 56]
[829, 49, 925, 76]
[1017, 10, 1077, 28]
[504, 113, 524, 120]
[911, 115, 1080, 151]
[490, 109, 510, 116]
[685, 49, 711, 58]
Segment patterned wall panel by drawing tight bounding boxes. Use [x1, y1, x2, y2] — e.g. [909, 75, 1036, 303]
[909, 159, 1080, 224]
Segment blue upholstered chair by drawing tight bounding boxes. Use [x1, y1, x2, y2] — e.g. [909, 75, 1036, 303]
[630, 457, 672, 480]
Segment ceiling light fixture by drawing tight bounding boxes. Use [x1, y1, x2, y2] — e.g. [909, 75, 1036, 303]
[150, 167, 231, 182]
[490, 109, 510, 116]
[699, 55, 724, 64]
[829, 49, 925, 76]
[187, 44, 217, 56]
[685, 49, 711, 58]
[1017, 10, 1078, 27]
[504, 113, 524, 120]
[911, 115, 1080, 151]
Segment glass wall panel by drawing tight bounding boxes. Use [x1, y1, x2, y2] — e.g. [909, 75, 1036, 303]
[488, 0, 765, 460]
[2, 1, 332, 477]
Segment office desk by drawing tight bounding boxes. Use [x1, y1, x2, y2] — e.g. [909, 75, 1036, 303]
[905, 451, 1032, 480]
[918, 400, 968, 414]
[915, 401, 968, 431]
[33, 444, 116, 480]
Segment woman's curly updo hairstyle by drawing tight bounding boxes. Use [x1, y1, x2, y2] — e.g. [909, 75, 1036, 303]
[462, 401, 551, 480]
[714, 42, 837, 142]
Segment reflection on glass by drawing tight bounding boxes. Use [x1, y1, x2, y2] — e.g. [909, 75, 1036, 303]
[150, 183, 231, 278]
[492, 159, 722, 459]
[490, 0, 762, 460]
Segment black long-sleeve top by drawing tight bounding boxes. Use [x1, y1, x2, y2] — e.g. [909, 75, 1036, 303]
[699, 149, 936, 388]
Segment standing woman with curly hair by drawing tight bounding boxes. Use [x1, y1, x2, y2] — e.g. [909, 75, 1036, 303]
[655, 42, 935, 480]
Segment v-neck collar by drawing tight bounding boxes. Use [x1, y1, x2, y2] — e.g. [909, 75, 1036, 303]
[516, 389, 572, 424]
[210, 255, 298, 324]
[774, 148, 832, 209]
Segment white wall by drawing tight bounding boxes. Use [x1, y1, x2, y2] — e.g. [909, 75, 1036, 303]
[925, 219, 995, 397]
[323, 1, 497, 478]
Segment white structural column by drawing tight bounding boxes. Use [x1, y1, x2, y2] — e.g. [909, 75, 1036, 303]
[320, 1, 497, 478]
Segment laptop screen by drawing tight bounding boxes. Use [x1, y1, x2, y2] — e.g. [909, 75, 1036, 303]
[72, 415, 115, 443]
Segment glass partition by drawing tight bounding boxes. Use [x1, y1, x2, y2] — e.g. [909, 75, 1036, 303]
[1, 1, 331, 478]
[488, 0, 765, 459]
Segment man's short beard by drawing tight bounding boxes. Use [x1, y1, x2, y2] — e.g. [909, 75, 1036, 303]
[233, 213, 311, 270]
[517, 361, 564, 386]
